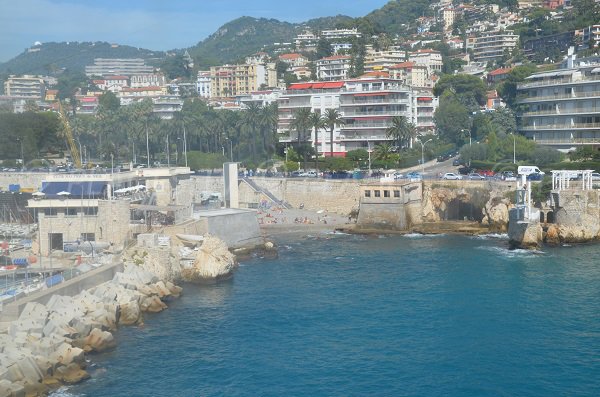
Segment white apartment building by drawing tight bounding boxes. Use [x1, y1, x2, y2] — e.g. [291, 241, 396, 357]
[408, 50, 443, 73]
[321, 28, 362, 40]
[196, 71, 211, 99]
[130, 74, 167, 88]
[295, 31, 318, 51]
[332, 43, 353, 54]
[94, 76, 129, 93]
[152, 96, 184, 120]
[339, 78, 414, 152]
[467, 30, 519, 63]
[316, 56, 352, 81]
[364, 49, 407, 73]
[277, 77, 431, 156]
[516, 55, 600, 149]
[3, 75, 45, 99]
[277, 81, 344, 155]
[85, 58, 154, 77]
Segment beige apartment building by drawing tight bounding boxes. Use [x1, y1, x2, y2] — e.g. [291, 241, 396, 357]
[210, 63, 277, 97]
[4, 75, 46, 99]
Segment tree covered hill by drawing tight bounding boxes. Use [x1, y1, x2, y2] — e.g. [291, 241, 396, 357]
[187, 15, 354, 69]
[0, 41, 166, 76]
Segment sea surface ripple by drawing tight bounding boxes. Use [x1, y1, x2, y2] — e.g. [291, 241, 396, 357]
[64, 234, 600, 397]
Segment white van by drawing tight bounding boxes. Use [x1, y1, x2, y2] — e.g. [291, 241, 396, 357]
[517, 166, 545, 176]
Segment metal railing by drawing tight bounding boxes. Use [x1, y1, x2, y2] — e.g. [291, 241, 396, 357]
[521, 107, 600, 116]
[520, 122, 600, 130]
[518, 74, 600, 89]
[517, 90, 600, 103]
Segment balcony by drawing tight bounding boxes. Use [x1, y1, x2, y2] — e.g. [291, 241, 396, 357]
[341, 121, 390, 129]
[528, 137, 600, 145]
[520, 107, 600, 117]
[343, 110, 409, 117]
[517, 74, 600, 89]
[340, 98, 410, 106]
[339, 134, 389, 141]
[520, 122, 600, 131]
[517, 90, 600, 103]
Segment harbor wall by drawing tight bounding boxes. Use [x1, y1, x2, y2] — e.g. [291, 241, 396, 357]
[0, 260, 124, 322]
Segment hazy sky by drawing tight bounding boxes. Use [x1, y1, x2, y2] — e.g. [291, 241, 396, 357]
[0, 0, 390, 62]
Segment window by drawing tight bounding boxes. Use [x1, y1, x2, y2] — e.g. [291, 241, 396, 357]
[394, 190, 400, 198]
[80, 233, 95, 242]
[83, 207, 98, 216]
[44, 208, 58, 216]
[384, 190, 390, 197]
[66, 208, 78, 216]
[365, 190, 371, 197]
[374, 190, 381, 197]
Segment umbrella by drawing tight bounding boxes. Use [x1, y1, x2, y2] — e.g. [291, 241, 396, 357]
[32, 192, 45, 196]
[57, 191, 71, 196]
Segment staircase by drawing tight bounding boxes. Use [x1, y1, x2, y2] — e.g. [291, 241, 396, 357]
[240, 177, 291, 209]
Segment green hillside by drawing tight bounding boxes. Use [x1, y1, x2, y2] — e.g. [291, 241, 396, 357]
[0, 41, 166, 76]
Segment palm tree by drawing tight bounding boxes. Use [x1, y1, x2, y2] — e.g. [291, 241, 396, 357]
[386, 116, 417, 150]
[290, 107, 312, 170]
[308, 111, 325, 172]
[239, 102, 263, 162]
[323, 109, 344, 158]
[260, 102, 279, 158]
[374, 143, 395, 168]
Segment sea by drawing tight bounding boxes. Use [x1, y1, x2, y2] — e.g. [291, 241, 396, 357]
[56, 232, 600, 397]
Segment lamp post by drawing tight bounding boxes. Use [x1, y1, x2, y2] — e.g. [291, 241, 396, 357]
[17, 138, 24, 170]
[510, 133, 516, 164]
[182, 123, 188, 167]
[417, 138, 433, 174]
[367, 140, 372, 177]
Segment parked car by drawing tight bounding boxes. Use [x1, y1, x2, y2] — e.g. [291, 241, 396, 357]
[452, 158, 461, 166]
[501, 171, 517, 181]
[592, 172, 600, 181]
[527, 172, 544, 181]
[406, 172, 422, 180]
[442, 172, 462, 180]
[458, 166, 472, 175]
[393, 172, 404, 180]
[468, 173, 486, 180]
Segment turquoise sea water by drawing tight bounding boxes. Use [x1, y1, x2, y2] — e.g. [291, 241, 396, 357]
[59, 233, 600, 396]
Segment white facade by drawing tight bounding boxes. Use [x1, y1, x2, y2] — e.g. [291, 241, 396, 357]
[517, 57, 600, 149]
[85, 58, 154, 77]
[4, 75, 45, 99]
[196, 71, 211, 98]
[321, 28, 362, 40]
[317, 56, 352, 81]
[130, 74, 167, 88]
[408, 50, 443, 73]
[468, 30, 519, 63]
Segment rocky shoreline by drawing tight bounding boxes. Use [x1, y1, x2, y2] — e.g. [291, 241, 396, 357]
[0, 235, 240, 397]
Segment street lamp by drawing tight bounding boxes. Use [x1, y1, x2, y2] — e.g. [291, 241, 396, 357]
[417, 138, 432, 174]
[17, 138, 24, 170]
[367, 140, 372, 177]
[510, 132, 516, 164]
[461, 129, 471, 147]
[224, 137, 233, 161]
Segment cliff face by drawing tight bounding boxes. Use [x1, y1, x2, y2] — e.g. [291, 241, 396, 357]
[544, 190, 600, 245]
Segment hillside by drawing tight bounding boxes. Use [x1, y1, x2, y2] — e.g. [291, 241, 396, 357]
[0, 41, 166, 76]
[187, 15, 354, 68]
[365, 0, 433, 34]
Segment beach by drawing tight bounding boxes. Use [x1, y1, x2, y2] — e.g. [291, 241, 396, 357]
[256, 206, 352, 234]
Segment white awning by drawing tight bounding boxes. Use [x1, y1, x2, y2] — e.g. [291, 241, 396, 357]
[591, 67, 600, 74]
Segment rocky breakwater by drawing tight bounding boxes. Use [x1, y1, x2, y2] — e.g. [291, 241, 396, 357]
[0, 263, 182, 396]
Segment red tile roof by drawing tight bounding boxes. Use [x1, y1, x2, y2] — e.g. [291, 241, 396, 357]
[319, 55, 351, 61]
[489, 67, 513, 76]
[279, 53, 304, 60]
[389, 61, 415, 69]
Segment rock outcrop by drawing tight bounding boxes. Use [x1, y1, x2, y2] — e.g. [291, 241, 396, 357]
[181, 235, 237, 283]
[482, 196, 513, 232]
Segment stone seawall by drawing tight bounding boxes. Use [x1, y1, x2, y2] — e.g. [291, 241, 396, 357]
[0, 172, 48, 191]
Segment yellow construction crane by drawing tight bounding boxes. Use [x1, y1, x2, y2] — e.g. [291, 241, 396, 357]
[58, 101, 82, 168]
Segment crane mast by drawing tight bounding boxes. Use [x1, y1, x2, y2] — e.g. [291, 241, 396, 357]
[58, 102, 82, 169]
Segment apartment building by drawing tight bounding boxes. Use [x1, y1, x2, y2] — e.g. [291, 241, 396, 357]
[130, 74, 167, 88]
[316, 56, 352, 81]
[516, 55, 600, 149]
[321, 28, 362, 40]
[339, 78, 414, 153]
[94, 76, 129, 93]
[389, 62, 431, 88]
[4, 75, 45, 99]
[277, 77, 428, 156]
[364, 49, 407, 73]
[209, 63, 276, 98]
[583, 25, 600, 48]
[408, 50, 443, 73]
[85, 58, 154, 77]
[277, 81, 344, 155]
[196, 71, 211, 98]
[295, 31, 318, 51]
[467, 30, 518, 63]
[440, 8, 456, 31]
[278, 53, 309, 68]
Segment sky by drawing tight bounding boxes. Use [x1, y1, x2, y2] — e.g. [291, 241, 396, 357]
[0, 0, 390, 62]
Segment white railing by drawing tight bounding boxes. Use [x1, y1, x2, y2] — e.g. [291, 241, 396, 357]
[520, 122, 600, 130]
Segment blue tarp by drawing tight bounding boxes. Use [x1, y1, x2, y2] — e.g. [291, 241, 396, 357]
[45, 274, 64, 288]
[41, 182, 107, 198]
